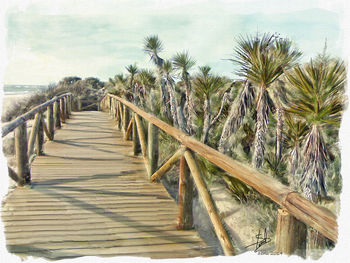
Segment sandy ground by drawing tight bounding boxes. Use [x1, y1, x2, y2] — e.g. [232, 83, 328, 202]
[161, 173, 276, 256]
[1, 94, 32, 121]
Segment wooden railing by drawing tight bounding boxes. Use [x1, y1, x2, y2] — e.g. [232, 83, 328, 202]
[101, 93, 338, 257]
[2, 93, 73, 186]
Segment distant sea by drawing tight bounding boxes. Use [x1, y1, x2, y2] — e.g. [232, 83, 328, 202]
[2, 84, 48, 96]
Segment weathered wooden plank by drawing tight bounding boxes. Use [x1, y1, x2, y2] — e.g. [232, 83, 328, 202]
[4, 225, 181, 239]
[5, 230, 201, 244]
[2, 111, 212, 259]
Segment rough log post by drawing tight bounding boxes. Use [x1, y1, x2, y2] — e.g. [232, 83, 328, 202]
[118, 101, 123, 124]
[109, 98, 113, 117]
[54, 100, 61, 128]
[134, 114, 150, 175]
[47, 104, 54, 140]
[177, 155, 193, 230]
[134, 114, 147, 158]
[115, 101, 121, 130]
[111, 98, 115, 118]
[123, 104, 130, 135]
[77, 98, 82, 111]
[184, 150, 235, 256]
[15, 123, 30, 186]
[27, 113, 42, 158]
[275, 208, 307, 257]
[64, 97, 69, 119]
[36, 117, 44, 156]
[147, 122, 159, 180]
[132, 113, 141, 155]
[69, 95, 73, 113]
[60, 99, 66, 123]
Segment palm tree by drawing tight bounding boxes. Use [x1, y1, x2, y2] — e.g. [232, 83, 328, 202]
[218, 80, 255, 154]
[283, 113, 308, 188]
[285, 58, 345, 202]
[162, 60, 180, 128]
[114, 74, 129, 98]
[232, 33, 301, 168]
[193, 66, 229, 144]
[143, 35, 170, 117]
[172, 51, 196, 135]
[125, 64, 139, 103]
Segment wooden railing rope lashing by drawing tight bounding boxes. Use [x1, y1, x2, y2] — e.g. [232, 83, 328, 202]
[101, 93, 338, 257]
[2, 93, 73, 187]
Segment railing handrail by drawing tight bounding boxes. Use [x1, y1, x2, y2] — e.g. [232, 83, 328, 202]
[106, 93, 337, 243]
[2, 93, 72, 137]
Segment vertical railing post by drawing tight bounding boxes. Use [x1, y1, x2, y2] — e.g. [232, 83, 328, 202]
[15, 123, 30, 186]
[64, 97, 69, 119]
[177, 154, 193, 230]
[47, 104, 54, 140]
[70, 95, 73, 113]
[77, 97, 82, 111]
[54, 100, 61, 129]
[67, 95, 71, 116]
[36, 117, 44, 156]
[132, 113, 141, 155]
[115, 101, 121, 130]
[109, 97, 113, 117]
[60, 99, 66, 123]
[123, 104, 130, 135]
[147, 122, 159, 180]
[27, 113, 42, 158]
[275, 208, 307, 257]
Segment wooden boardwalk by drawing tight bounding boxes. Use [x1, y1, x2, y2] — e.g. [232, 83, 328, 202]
[1, 111, 213, 260]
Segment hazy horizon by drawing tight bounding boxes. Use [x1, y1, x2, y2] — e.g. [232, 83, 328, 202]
[2, 0, 347, 85]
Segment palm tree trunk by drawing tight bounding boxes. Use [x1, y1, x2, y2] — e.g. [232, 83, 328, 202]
[289, 145, 300, 188]
[301, 124, 331, 255]
[166, 80, 179, 127]
[275, 104, 283, 161]
[252, 87, 269, 169]
[177, 92, 188, 133]
[201, 98, 211, 144]
[184, 77, 195, 135]
[301, 125, 328, 202]
[218, 81, 253, 154]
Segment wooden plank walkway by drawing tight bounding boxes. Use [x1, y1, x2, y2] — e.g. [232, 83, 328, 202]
[1, 111, 214, 260]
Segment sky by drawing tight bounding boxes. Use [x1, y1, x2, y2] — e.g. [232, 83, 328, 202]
[0, 0, 349, 85]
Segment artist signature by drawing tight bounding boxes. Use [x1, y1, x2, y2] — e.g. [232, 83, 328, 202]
[245, 228, 271, 252]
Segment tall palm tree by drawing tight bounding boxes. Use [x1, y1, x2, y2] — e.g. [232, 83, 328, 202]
[172, 51, 196, 135]
[218, 80, 255, 154]
[193, 66, 229, 144]
[232, 33, 301, 168]
[285, 59, 345, 202]
[114, 74, 129, 98]
[143, 35, 170, 117]
[162, 60, 181, 128]
[125, 64, 139, 103]
[283, 113, 309, 188]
